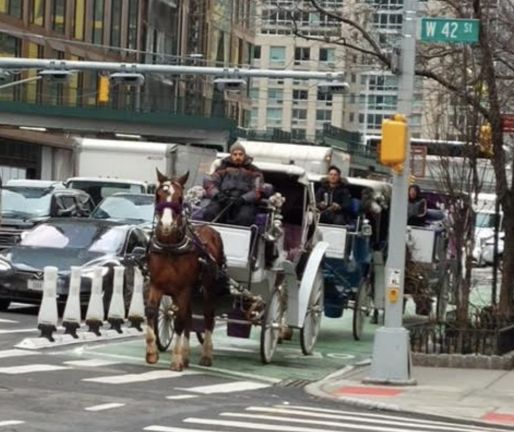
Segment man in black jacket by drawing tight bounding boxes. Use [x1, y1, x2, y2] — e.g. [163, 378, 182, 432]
[203, 143, 264, 226]
[316, 165, 353, 225]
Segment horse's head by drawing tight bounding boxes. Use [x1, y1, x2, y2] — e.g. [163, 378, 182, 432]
[154, 169, 189, 240]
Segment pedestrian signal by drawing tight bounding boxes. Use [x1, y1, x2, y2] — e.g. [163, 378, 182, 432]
[380, 114, 408, 171]
[479, 124, 493, 157]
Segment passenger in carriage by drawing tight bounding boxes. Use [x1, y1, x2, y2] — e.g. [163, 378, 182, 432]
[407, 184, 427, 226]
[315, 165, 353, 225]
[203, 142, 265, 226]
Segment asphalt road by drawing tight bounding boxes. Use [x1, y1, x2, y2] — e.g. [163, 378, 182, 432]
[0, 301, 508, 432]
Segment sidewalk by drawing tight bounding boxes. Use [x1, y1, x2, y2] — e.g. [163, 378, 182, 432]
[306, 364, 514, 429]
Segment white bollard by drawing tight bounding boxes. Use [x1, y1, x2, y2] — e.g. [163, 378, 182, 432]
[128, 268, 145, 332]
[62, 267, 82, 338]
[108, 266, 126, 333]
[85, 267, 105, 336]
[37, 266, 59, 342]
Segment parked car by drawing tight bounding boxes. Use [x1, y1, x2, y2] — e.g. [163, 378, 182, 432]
[90, 193, 155, 234]
[478, 232, 505, 267]
[0, 218, 149, 312]
[6, 179, 66, 189]
[0, 186, 95, 249]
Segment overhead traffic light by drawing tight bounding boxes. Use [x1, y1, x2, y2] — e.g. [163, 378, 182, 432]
[379, 114, 408, 172]
[98, 75, 110, 103]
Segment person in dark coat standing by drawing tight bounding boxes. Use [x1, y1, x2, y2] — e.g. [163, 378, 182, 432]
[316, 165, 353, 225]
[203, 143, 264, 226]
[407, 184, 427, 226]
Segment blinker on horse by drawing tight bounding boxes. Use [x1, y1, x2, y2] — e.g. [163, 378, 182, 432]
[145, 169, 226, 371]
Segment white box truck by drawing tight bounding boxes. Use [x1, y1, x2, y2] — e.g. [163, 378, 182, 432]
[64, 138, 216, 204]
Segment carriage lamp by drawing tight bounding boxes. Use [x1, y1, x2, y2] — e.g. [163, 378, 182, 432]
[388, 287, 400, 303]
[361, 219, 373, 236]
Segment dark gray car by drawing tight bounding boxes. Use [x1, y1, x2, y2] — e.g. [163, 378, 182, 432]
[0, 218, 148, 312]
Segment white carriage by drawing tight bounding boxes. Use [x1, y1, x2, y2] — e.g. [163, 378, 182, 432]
[154, 158, 328, 364]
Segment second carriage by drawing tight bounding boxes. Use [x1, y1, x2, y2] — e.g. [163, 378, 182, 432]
[153, 155, 329, 364]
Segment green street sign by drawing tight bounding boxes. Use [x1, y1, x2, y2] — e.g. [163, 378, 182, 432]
[420, 18, 480, 44]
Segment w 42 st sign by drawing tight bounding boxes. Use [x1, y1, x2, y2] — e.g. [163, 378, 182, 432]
[420, 18, 480, 44]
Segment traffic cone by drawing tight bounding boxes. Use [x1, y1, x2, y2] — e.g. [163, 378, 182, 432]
[108, 266, 126, 333]
[128, 268, 145, 331]
[37, 266, 59, 342]
[62, 267, 82, 338]
[85, 267, 105, 336]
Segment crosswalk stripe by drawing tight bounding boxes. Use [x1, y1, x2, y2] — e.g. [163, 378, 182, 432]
[145, 427, 218, 432]
[165, 395, 199, 400]
[0, 364, 71, 374]
[0, 318, 18, 324]
[85, 403, 125, 411]
[184, 417, 340, 431]
[0, 421, 25, 427]
[83, 369, 198, 384]
[0, 349, 39, 359]
[177, 381, 270, 394]
[245, 407, 498, 432]
[0, 328, 37, 335]
[63, 359, 120, 367]
[274, 405, 502, 432]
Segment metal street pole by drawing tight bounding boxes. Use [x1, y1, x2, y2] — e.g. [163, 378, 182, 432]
[365, 0, 418, 385]
[0, 58, 345, 81]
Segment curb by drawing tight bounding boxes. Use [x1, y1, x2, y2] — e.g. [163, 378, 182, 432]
[304, 365, 513, 430]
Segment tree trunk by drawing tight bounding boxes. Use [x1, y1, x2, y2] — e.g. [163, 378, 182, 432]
[499, 194, 514, 316]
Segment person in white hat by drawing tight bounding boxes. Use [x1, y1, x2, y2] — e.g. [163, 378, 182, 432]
[203, 142, 264, 226]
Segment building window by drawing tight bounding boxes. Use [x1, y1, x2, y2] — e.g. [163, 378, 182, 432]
[92, 0, 104, 44]
[0, 34, 21, 101]
[127, 1, 138, 49]
[52, 0, 66, 33]
[0, 0, 22, 18]
[293, 90, 308, 100]
[317, 91, 333, 102]
[267, 108, 282, 121]
[292, 109, 307, 120]
[110, 0, 122, 47]
[29, 0, 45, 26]
[292, 129, 306, 140]
[349, 113, 355, 122]
[254, 46, 261, 59]
[316, 110, 332, 122]
[269, 46, 285, 66]
[73, 0, 85, 40]
[268, 88, 283, 101]
[249, 88, 259, 99]
[319, 48, 335, 64]
[294, 47, 310, 64]
[26, 42, 44, 103]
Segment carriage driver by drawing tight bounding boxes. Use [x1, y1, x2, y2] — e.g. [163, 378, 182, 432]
[316, 165, 353, 225]
[203, 142, 265, 226]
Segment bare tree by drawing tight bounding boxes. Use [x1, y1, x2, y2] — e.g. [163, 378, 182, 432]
[282, 0, 514, 317]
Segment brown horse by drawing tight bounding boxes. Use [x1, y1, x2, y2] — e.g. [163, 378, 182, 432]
[145, 169, 226, 371]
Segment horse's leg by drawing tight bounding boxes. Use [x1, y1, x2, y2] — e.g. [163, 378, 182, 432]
[145, 285, 162, 364]
[181, 304, 192, 368]
[199, 286, 215, 367]
[170, 288, 190, 371]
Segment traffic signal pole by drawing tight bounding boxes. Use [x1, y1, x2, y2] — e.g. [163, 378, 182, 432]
[365, 0, 418, 385]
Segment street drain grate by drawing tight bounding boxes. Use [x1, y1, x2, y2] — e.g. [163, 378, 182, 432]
[275, 378, 313, 388]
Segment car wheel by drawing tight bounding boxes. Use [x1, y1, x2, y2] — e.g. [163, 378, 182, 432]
[0, 299, 11, 312]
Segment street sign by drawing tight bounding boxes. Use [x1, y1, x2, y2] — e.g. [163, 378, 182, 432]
[420, 18, 480, 44]
[502, 114, 514, 133]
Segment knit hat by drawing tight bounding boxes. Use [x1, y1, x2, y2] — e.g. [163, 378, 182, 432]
[229, 142, 246, 154]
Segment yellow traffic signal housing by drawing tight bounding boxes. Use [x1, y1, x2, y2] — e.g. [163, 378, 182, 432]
[479, 124, 493, 157]
[380, 114, 408, 169]
[98, 76, 110, 103]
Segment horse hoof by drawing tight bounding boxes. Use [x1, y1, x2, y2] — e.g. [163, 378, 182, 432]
[183, 359, 190, 368]
[199, 356, 212, 367]
[146, 352, 159, 364]
[170, 362, 183, 372]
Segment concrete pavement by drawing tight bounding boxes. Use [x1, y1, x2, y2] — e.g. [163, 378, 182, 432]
[306, 363, 514, 429]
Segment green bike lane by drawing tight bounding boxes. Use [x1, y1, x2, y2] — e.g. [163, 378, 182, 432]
[65, 313, 378, 384]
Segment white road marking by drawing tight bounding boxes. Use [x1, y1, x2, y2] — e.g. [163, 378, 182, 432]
[0, 349, 39, 359]
[83, 369, 197, 384]
[0, 328, 37, 335]
[85, 403, 125, 412]
[145, 427, 218, 432]
[0, 421, 25, 427]
[63, 359, 120, 367]
[165, 395, 199, 400]
[0, 364, 71, 374]
[185, 418, 323, 431]
[0, 318, 18, 324]
[177, 381, 269, 394]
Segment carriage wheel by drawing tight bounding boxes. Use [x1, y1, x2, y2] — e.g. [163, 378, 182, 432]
[352, 277, 371, 341]
[155, 295, 174, 352]
[260, 286, 284, 364]
[300, 270, 324, 355]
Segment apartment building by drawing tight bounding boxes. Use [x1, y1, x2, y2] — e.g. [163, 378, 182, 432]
[250, 0, 348, 142]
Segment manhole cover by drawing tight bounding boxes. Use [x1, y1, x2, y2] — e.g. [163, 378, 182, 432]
[275, 378, 313, 388]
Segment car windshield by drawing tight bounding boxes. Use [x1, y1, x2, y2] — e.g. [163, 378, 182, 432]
[91, 196, 154, 223]
[476, 212, 499, 228]
[20, 222, 126, 253]
[68, 181, 145, 204]
[1, 187, 52, 218]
